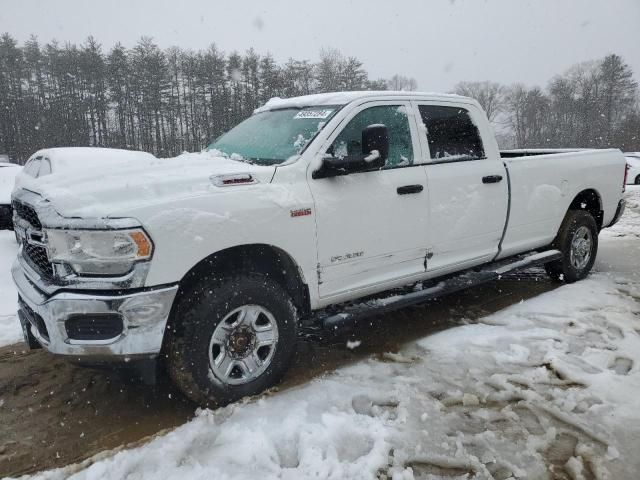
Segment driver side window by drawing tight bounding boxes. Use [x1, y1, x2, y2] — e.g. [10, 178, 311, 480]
[328, 105, 414, 168]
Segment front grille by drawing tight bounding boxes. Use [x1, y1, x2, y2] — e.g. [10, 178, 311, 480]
[13, 200, 56, 280]
[24, 243, 55, 280]
[18, 296, 50, 342]
[12, 200, 42, 229]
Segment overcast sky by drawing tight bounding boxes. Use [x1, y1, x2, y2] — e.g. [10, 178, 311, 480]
[1, 0, 638, 92]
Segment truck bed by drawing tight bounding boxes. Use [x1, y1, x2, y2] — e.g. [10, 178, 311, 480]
[497, 148, 625, 259]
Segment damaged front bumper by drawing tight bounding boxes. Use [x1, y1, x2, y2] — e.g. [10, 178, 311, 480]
[12, 259, 178, 361]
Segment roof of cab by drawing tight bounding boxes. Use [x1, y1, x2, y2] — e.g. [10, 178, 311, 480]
[254, 90, 473, 113]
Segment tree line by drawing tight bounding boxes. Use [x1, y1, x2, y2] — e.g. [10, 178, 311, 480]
[1, 33, 638, 163]
[453, 54, 639, 151]
[0, 35, 388, 162]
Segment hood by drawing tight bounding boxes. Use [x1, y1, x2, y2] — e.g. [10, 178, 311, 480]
[20, 150, 276, 218]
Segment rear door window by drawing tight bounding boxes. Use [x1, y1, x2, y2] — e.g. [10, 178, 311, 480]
[418, 105, 485, 161]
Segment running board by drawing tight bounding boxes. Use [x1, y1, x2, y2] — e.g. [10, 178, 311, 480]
[305, 249, 561, 335]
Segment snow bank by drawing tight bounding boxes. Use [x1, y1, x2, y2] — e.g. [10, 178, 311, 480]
[24, 380, 392, 480]
[0, 231, 20, 347]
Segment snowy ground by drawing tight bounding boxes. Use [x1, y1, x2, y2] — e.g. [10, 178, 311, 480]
[0, 230, 19, 347]
[2, 188, 640, 479]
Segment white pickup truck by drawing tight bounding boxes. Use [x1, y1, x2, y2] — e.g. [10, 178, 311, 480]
[11, 91, 626, 406]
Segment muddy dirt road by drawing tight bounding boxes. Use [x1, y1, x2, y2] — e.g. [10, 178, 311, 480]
[0, 271, 556, 478]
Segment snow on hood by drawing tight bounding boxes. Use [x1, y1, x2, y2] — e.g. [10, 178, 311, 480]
[21, 150, 276, 219]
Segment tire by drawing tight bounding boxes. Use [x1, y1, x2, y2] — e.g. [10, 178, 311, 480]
[635, 175, 640, 185]
[544, 210, 598, 283]
[167, 273, 298, 407]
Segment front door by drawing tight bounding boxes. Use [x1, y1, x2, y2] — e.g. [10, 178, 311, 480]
[308, 101, 430, 301]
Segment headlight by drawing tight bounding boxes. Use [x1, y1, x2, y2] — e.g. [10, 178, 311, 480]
[46, 228, 153, 276]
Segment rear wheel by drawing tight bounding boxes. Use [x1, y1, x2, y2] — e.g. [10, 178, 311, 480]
[167, 273, 298, 407]
[544, 210, 598, 283]
[635, 175, 640, 185]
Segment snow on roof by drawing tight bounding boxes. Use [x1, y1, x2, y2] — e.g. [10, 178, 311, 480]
[254, 90, 470, 113]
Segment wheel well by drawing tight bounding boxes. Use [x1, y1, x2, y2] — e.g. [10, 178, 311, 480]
[164, 244, 310, 340]
[569, 189, 603, 229]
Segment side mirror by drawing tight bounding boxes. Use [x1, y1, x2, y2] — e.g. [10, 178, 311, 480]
[362, 124, 389, 162]
[313, 124, 389, 179]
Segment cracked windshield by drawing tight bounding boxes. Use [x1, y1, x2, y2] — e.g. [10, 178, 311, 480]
[0, 1, 639, 479]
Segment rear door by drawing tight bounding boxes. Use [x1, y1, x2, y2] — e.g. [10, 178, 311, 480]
[412, 102, 508, 273]
[308, 101, 430, 301]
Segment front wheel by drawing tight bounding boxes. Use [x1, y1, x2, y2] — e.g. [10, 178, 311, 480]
[167, 274, 298, 407]
[635, 175, 640, 185]
[544, 210, 598, 283]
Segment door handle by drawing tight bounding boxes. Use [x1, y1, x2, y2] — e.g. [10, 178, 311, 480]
[482, 175, 503, 184]
[397, 184, 424, 195]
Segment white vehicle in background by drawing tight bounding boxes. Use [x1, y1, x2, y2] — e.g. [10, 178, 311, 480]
[625, 153, 640, 184]
[14, 147, 156, 189]
[10, 91, 627, 407]
[0, 162, 21, 230]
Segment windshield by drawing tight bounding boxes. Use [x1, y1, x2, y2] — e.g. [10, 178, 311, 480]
[208, 107, 339, 165]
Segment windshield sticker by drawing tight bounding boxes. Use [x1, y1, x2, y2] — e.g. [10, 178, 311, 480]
[294, 109, 334, 120]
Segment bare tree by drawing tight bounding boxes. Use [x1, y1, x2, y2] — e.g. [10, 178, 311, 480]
[453, 81, 504, 122]
[498, 56, 639, 150]
[387, 74, 417, 91]
[503, 84, 550, 148]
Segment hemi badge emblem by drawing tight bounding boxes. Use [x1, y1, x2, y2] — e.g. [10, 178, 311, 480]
[290, 208, 312, 218]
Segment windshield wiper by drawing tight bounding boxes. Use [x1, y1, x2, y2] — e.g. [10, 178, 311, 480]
[236, 157, 283, 166]
[231, 157, 255, 165]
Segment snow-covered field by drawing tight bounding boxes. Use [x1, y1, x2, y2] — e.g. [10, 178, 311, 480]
[0, 230, 20, 347]
[2, 188, 639, 479]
